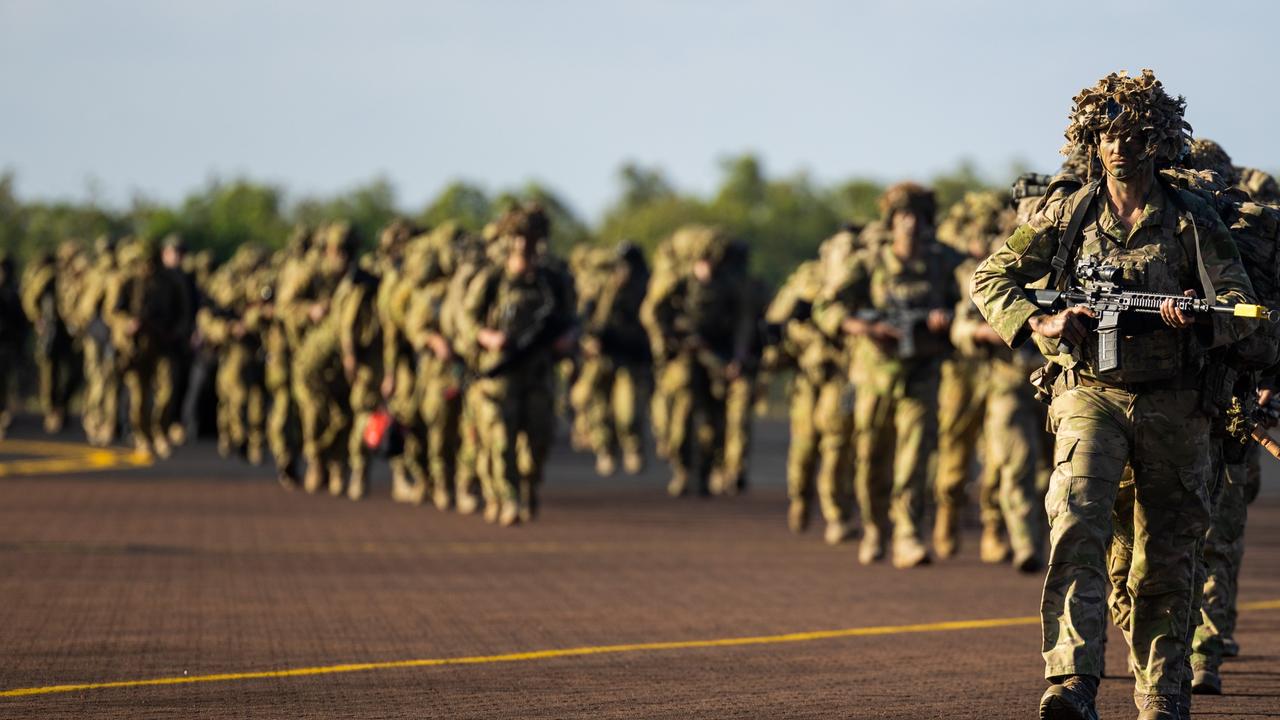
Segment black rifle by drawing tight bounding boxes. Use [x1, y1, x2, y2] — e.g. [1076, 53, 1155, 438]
[1027, 259, 1272, 373]
[854, 306, 947, 360]
[479, 300, 568, 379]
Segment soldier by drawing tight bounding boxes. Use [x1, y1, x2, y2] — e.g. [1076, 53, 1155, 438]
[160, 234, 199, 446]
[462, 205, 576, 525]
[20, 249, 73, 433]
[575, 242, 652, 476]
[769, 230, 857, 544]
[266, 227, 313, 487]
[644, 226, 746, 498]
[201, 246, 270, 463]
[971, 70, 1257, 720]
[77, 237, 122, 447]
[815, 182, 961, 568]
[717, 241, 769, 495]
[109, 238, 191, 458]
[942, 198, 1045, 571]
[0, 252, 24, 439]
[643, 229, 701, 462]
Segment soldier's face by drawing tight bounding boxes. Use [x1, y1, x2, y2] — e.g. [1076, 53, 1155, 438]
[1099, 131, 1151, 180]
[693, 259, 713, 283]
[891, 210, 931, 247]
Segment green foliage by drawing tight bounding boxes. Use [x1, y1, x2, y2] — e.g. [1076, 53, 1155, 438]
[1, 158, 1006, 285]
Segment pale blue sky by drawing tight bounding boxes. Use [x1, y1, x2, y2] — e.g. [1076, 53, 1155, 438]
[2, 1, 1275, 220]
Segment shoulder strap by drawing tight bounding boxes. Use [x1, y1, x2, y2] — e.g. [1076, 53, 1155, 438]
[1050, 180, 1100, 290]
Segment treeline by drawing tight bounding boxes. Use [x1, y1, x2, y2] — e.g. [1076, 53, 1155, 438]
[0, 154, 1009, 286]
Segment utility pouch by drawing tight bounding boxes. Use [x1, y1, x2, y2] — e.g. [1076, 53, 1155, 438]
[1199, 361, 1237, 418]
[1029, 362, 1061, 407]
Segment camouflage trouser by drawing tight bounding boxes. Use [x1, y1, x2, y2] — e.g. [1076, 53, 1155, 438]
[789, 373, 855, 524]
[650, 361, 673, 459]
[217, 345, 265, 457]
[386, 354, 428, 494]
[121, 352, 172, 445]
[0, 344, 14, 423]
[720, 373, 757, 488]
[294, 328, 350, 469]
[584, 363, 647, 460]
[81, 339, 119, 442]
[853, 369, 939, 544]
[934, 360, 985, 515]
[459, 383, 490, 505]
[1190, 444, 1255, 673]
[346, 358, 383, 482]
[473, 373, 554, 511]
[663, 356, 724, 491]
[419, 362, 463, 499]
[978, 383, 1043, 561]
[34, 344, 74, 423]
[1045, 385, 1211, 696]
[265, 349, 299, 472]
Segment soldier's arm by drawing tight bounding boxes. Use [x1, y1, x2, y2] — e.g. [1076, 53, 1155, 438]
[811, 254, 869, 340]
[970, 201, 1066, 348]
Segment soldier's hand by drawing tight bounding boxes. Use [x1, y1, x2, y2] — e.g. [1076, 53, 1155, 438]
[1159, 290, 1197, 329]
[1260, 387, 1275, 408]
[926, 309, 952, 334]
[1028, 306, 1094, 347]
[126, 319, 141, 336]
[725, 361, 742, 381]
[308, 302, 328, 324]
[478, 328, 506, 352]
[342, 353, 356, 382]
[428, 334, 453, 361]
[380, 374, 396, 400]
[582, 336, 602, 357]
[973, 324, 1002, 345]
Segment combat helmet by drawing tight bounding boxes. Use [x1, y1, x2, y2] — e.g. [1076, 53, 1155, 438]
[1062, 69, 1191, 174]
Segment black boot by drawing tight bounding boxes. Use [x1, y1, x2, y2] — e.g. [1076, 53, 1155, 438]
[1040, 675, 1099, 720]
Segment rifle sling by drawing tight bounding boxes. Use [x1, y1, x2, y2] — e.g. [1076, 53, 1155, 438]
[1051, 180, 1101, 291]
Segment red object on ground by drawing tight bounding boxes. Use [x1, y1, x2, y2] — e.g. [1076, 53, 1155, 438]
[363, 408, 392, 450]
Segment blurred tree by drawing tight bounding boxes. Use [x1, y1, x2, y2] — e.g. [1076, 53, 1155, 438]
[418, 181, 492, 233]
[293, 177, 398, 251]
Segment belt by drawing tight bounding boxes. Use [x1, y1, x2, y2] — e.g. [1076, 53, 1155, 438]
[1070, 372, 1199, 393]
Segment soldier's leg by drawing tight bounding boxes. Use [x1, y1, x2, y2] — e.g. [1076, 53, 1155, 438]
[1125, 389, 1212, 705]
[218, 352, 247, 456]
[985, 388, 1044, 570]
[613, 365, 645, 474]
[1108, 470, 1136, 656]
[123, 358, 158, 455]
[814, 377, 855, 543]
[476, 382, 520, 525]
[721, 375, 755, 494]
[345, 363, 380, 501]
[888, 373, 940, 568]
[1223, 446, 1262, 655]
[80, 340, 102, 442]
[664, 362, 695, 496]
[517, 380, 555, 521]
[1191, 455, 1248, 689]
[150, 354, 175, 458]
[853, 391, 894, 564]
[786, 376, 820, 532]
[245, 372, 266, 466]
[1041, 386, 1129, 688]
[0, 346, 13, 438]
[650, 366, 671, 460]
[36, 354, 56, 431]
[268, 384, 300, 486]
[933, 361, 981, 558]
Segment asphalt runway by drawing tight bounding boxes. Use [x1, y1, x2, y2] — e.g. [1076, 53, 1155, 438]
[2, 415, 1279, 719]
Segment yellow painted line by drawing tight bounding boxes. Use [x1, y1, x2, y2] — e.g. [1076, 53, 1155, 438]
[0, 440, 151, 478]
[6, 597, 1279, 699]
[0, 614, 1041, 699]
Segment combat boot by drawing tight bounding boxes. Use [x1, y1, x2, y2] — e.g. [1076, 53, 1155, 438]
[788, 500, 809, 534]
[483, 500, 500, 523]
[1014, 549, 1045, 574]
[824, 521, 852, 546]
[303, 462, 324, 494]
[277, 459, 301, 491]
[859, 525, 886, 565]
[44, 410, 64, 434]
[892, 537, 931, 569]
[457, 492, 480, 515]
[933, 504, 959, 559]
[980, 524, 1011, 564]
[327, 462, 345, 497]
[432, 483, 452, 511]
[132, 436, 154, 460]
[168, 423, 186, 447]
[1222, 636, 1239, 658]
[1191, 666, 1221, 695]
[595, 452, 616, 477]
[389, 463, 413, 503]
[667, 469, 689, 497]
[347, 467, 367, 501]
[1039, 675, 1098, 720]
[247, 442, 264, 466]
[1135, 693, 1179, 720]
[623, 450, 644, 475]
[217, 435, 232, 459]
[498, 502, 520, 527]
[152, 434, 172, 460]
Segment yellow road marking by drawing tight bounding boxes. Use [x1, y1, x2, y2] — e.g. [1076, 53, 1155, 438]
[0, 440, 151, 478]
[6, 598, 1280, 699]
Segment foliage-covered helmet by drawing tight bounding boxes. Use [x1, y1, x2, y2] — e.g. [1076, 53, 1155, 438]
[322, 221, 359, 255]
[1062, 69, 1191, 167]
[878, 182, 936, 222]
[495, 202, 550, 243]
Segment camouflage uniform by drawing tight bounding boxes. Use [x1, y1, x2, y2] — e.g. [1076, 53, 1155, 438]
[972, 176, 1255, 702]
[770, 239, 856, 543]
[461, 207, 575, 525]
[815, 185, 960, 568]
[717, 242, 768, 495]
[266, 229, 312, 486]
[109, 240, 191, 458]
[643, 230, 700, 462]
[20, 252, 74, 433]
[0, 253, 23, 438]
[77, 239, 122, 447]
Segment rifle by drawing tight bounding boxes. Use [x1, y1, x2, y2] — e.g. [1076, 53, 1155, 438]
[1226, 394, 1280, 460]
[1027, 259, 1273, 373]
[761, 299, 813, 348]
[854, 306, 948, 360]
[479, 299, 567, 379]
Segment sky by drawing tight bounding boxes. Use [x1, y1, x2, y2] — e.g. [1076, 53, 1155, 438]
[2, 0, 1276, 221]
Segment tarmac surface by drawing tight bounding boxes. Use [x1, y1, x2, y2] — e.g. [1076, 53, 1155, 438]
[2, 415, 1280, 719]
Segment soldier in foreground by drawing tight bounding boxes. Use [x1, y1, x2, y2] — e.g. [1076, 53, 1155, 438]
[972, 70, 1257, 720]
[0, 252, 23, 439]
